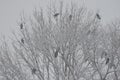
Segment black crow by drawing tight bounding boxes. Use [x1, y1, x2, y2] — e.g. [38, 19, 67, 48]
[106, 58, 109, 64]
[21, 38, 24, 44]
[54, 13, 59, 17]
[20, 23, 23, 29]
[54, 47, 60, 58]
[69, 15, 72, 20]
[32, 68, 36, 74]
[96, 13, 101, 20]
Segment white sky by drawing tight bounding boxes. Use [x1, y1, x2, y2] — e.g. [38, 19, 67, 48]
[0, 0, 120, 38]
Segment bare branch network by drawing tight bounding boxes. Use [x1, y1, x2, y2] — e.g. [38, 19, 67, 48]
[0, 2, 120, 80]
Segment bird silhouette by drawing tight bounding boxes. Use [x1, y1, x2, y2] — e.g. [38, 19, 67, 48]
[106, 58, 109, 64]
[96, 13, 101, 20]
[54, 13, 59, 17]
[54, 47, 60, 58]
[21, 38, 24, 44]
[32, 68, 36, 74]
[20, 23, 23, 29]
[69, 15, 72, 20]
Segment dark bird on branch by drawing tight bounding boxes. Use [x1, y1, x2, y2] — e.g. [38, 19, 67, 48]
[20, 23, 23, 29]
[96, 13, 101, 20]
[54, 13, 59, 17]
[106, 58, 109, 64]
[21, 38, 24, 44]
[32, 68, 37, 74]
[54, 47, 60, 58]
[69, 15, 72, 21]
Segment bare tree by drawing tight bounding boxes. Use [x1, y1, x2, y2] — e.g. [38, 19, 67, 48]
[0, 1, 120, 80]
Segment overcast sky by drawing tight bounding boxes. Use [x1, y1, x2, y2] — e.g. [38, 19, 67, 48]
[0, 0, 120, 38]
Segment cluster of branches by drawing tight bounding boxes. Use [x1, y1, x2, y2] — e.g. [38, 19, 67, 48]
[0, 2, 120, 80]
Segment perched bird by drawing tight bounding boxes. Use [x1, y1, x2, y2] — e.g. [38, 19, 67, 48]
[54, 47, 60, 58]
[32, 68, 37, 74]
[106, 58, 109, 64]
[69, 15, 72, 21]
[96, 13, 101, 20]
[54, 13, 59, 17]
[21, 38, 24, 44]
[20, 23, 23, 29]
